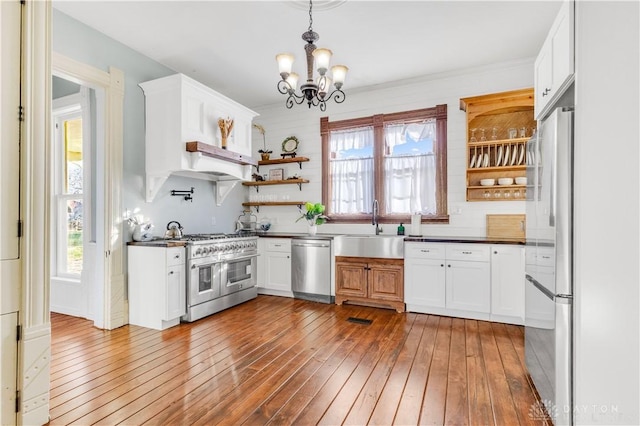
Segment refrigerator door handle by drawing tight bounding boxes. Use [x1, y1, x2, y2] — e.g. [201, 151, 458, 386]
[526, 274, 555, 301]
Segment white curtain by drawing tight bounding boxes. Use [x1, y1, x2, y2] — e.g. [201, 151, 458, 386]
[384, 154, 437, 215]
[330, 126, 374, 213]
[384, 120, 437, 214]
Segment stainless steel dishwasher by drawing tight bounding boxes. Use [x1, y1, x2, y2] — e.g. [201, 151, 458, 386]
[291, 237, 333, 304]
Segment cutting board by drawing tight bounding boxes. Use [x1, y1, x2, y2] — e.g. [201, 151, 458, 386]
[486, 214, 525, 240]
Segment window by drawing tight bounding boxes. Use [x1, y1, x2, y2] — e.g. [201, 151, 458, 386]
[53, 99, 86, 277]
[321, 105, 448, 223]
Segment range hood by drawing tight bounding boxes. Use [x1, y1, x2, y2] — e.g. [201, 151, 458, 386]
[139, 73, 259, 203]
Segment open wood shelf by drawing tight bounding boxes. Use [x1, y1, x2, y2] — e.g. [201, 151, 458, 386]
[255, 156, 309, 172]
[242, 201, 304, 213]
[468, 137, 529, 147]
[242, 178, 309, 192]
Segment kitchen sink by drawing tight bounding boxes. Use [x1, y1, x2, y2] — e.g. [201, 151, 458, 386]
[333, 235, 404, 259]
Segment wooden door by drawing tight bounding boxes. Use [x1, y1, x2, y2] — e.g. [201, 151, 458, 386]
[369, 263, 403, 302]
[335, 260, 367, 298]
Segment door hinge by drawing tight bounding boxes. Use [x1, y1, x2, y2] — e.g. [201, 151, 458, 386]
[17, 220, 23, 237]
[18, 105, 24, 122]
[16, 324, 21, 341]
[15, 390, 20, 413]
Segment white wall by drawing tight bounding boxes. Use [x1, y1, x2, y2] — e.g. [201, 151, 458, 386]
[573, 2, 639, 424]
[251, 60, 534, 236]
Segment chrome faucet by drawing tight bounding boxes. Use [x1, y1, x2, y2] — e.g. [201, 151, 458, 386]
[372, 199, 382, 235]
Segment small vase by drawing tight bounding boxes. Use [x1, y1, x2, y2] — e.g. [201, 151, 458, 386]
[261, 152, 271, 160]
[308, 224, 317, 235]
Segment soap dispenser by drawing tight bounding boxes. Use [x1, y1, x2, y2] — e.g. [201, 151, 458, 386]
[397, 223, 405, 235]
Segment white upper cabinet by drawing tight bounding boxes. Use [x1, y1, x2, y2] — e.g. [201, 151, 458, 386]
[139, 74, 259, 202]
[0, 0, 21, 262]
[534, 0, 575, 119]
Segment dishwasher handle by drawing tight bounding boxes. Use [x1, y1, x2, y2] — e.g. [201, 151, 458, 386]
[292, 242, 330, 248]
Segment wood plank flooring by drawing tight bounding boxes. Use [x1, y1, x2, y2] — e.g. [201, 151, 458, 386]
[48, 296, 550, 425]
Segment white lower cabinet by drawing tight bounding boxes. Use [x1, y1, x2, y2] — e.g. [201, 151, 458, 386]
[128, 245, 186, 330]
[490, 245, 525, 325]
[257, 238, 292, 297]
[405, 242, 524, 324]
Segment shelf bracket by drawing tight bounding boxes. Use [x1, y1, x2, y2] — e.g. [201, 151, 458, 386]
[297, 182, 302, 191]
[297, 161, 303, 169]
[254, 164, 260, 173]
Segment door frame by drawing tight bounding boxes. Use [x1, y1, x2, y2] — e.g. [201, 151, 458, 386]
[51, 52, 125, 330]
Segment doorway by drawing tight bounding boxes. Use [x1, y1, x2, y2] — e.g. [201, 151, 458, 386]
[50, 79, 97, 320]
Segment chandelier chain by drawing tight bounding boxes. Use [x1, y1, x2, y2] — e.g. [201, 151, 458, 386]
[308, 0, 313, 32]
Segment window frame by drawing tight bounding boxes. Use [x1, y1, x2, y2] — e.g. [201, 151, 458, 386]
[321, 105, 448, 224]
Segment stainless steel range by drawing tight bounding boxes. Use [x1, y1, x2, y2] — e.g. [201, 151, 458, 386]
[181, 233, 258, 322]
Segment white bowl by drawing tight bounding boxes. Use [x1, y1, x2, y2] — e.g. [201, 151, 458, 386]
[515, 177, 527, 185]
[480, 178, 495, 186]
[498, 177, 514, 186]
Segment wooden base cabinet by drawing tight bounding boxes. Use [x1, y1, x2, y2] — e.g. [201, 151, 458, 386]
[335, 257, 404, 313]
[128, 246, 186, 330]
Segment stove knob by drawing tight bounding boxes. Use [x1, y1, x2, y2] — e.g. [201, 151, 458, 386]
[195, 248, 202, 255]
[200, 247, 208, 255]
[210, 246, 218, 253]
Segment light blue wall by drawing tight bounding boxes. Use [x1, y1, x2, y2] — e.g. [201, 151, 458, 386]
[52, 9, 247, 236]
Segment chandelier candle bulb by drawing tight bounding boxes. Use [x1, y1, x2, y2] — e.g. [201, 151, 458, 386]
[276, 53, 294, 77]
[331, 65, 348, 88]
[312, 48, 332, 75]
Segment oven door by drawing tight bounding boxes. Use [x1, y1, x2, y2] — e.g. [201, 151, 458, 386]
[188, 258, 222, 306]
[221, 254, 257, 296]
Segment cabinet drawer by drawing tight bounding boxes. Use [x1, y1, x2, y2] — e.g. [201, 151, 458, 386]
[265, 239, 291, 252]
[445, 244, 490, 262]
[166, 247, 185, 266]
[404, 242, 445, 259]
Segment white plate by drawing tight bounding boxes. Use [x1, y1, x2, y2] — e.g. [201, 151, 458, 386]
[496, 146, 503, 167]
[469, 154, 477, 168]
[518, 145, 525, 165]
[483, 153, 489, 167]
[503, 145, 510, 166]
[511, 145, 518, 165]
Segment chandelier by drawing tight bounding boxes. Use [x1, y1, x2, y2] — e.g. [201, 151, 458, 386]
[276, 0, 348, 111]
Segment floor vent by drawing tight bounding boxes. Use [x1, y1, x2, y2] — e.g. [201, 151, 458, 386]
[347, 317, 373, 325]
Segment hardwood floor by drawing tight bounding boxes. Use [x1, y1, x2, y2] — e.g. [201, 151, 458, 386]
[48, 296, 549, 425]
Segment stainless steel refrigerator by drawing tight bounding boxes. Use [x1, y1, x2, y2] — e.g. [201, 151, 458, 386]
[525, 107, 573, 425]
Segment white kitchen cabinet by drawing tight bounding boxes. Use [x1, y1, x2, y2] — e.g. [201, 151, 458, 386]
[534, 0, 574, 118]
[257, 238, 293, 297]
[0, 0, 20, 263]
[490, 245, 525, 325]
[139, 73, 259, 202]
[404, 243, 446, 309]
[405, 242, 491, 320]
[0, 312, 17, 426]
[128, 245, 186, 330]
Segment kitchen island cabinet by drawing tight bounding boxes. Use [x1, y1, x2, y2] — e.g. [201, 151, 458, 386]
[335, 257, 404, 312]
[257, 238, 293, 297]
[128, 245, 186, 330]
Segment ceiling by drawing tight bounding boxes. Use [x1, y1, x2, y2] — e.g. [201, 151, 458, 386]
[52, 1, 562, 109]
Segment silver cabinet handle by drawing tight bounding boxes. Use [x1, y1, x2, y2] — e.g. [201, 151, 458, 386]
[494, 251, 498, 254]
[174, 254, 180, 259]
[420, 249, 430, 253]
[169, 271, 174, 275]
[462, 251, 472, 254]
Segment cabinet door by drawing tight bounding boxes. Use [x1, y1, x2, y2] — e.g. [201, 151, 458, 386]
[535, 43, 553, 116]
[164, 264, 186, 321]
[264, 251, 291, 292]
[491, 246, 525, 323]
[0, 312, 17, 426]
[0, 0, 21, 261]
[404, 258, 446, 308]
[335, 261, 367, 298]
[369, 263, 403, 302]
[446, 260, 490, 313]
[256, 239, 266, 288]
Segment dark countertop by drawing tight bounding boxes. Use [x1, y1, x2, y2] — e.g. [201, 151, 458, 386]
[127, 239, 188, 248]
[259, 233, 524, 245]
[403, 236, 525, 245]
